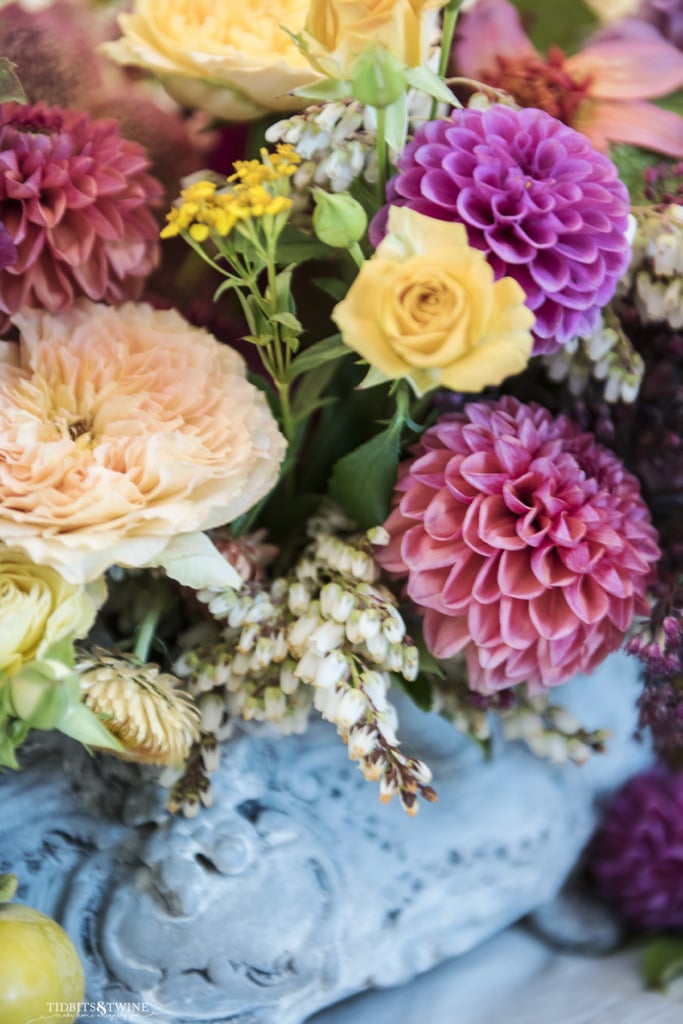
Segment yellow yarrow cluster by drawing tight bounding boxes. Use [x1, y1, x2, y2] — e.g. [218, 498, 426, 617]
[161, 144, 302, 242]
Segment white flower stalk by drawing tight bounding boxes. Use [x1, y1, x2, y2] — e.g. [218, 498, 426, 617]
[624, 205, 683, 330]
[543, 311, 644, 404]
[178, 508, 433, 813]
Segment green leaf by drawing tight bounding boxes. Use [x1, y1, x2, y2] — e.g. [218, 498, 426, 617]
[610, 144, 658, 205]
[292, 77, 352, 102]
[287, 334, 350, 380]
[383, 92, 408, 155]
[56, 703, 124, 753]
[0, 58, 26, 105]
[327, 391, 408, 527]
[510, 0, 597, 55]
[292, 358, 340, 419]
[271, 310, 303, 333]
[149, 531, 243, 591]
[311, 276, 349, 302]
[0, 874, 18, 902]
[357, 364, 391, 390]
[393, 671, 433, 712]
[40, 638, 76, 669]
[643, 936, 683, 993]
[405, 66, 459, 107]
[275, 226, 331, 265]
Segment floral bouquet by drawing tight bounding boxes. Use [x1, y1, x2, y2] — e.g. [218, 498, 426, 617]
[1, 0, 683, 977]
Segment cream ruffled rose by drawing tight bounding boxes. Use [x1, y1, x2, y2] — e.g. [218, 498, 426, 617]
[0, 548, 100, 676]
[304, 0, 447, 77]
[103, 0, 321, 121]
[0, 301, 286, 584]
[332, 207, 535, 395]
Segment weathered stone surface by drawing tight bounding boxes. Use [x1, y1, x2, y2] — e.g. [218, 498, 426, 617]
[0, 652, 649, 1023]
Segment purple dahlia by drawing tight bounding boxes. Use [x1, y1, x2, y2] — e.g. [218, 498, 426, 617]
[376, 397, 660, 694]
[0, 101, 162, 327]
[589, 766, 683, 932]
[370, 105, 631, 355]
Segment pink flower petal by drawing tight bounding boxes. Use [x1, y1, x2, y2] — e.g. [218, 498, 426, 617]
[576, 99, 683, 159]
[568, 38, 683, 101]
[452, 0, 536, 79]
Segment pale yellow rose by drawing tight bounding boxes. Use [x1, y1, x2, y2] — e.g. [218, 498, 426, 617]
[102, 0, 321, 121]
[582, 0, 641, 22]
[0, 548, 101, 677]
[304, 0, 447, 77]
[332, 207, 535, 396]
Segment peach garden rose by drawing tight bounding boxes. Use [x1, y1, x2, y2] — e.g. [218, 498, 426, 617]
[103, 0, 322, 121]
[332, 207, 535, 396]
[0, 301, 286, 584]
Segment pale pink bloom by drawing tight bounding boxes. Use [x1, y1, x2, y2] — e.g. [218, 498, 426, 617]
[377, 397, 660, 694]
[452, 0, 683, 157]
[0, 302, 286, 583]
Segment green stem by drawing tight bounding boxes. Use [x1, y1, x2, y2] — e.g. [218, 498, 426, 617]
[430, 0, 464, 121]
[348, 242, 365, 270]
[374, 105, 388, 206]
[133, 593, 168, 664]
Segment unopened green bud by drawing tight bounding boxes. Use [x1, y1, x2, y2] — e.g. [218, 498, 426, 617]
[9, 670, 69, 730]
[351, 45, 406, 108]
[312, 189, 368, 248]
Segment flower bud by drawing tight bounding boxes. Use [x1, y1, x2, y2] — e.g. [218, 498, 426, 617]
[351, 45, 406, 108]
[313, 188, 368, 249]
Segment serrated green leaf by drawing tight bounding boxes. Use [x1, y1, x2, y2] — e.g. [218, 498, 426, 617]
[327, 394, 407, 528]
[405, 66, 458, 107]
[643, 936, 683, 992]
[287, 334, 350, 380]
[0, 58, 26, 105]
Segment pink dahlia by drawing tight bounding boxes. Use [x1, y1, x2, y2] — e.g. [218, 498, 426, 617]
[589, 766, 683, 931]
[369, 105, 631, 354]
[0, 101, 162, 326]
[377, 397, 660, 694]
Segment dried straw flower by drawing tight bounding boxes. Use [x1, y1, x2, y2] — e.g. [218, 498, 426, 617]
[77, 649, 200, 766]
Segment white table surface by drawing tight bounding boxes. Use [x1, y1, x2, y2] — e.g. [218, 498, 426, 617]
[308, 927, 682, 1024]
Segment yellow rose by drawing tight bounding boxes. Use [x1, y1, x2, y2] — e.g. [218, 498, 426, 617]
[332, 207, 535, 396]
[103, 0, 321, 121]
[304, 0, 447, 78]
[0, 549, 102, 677]
[582, 0, 641, 22]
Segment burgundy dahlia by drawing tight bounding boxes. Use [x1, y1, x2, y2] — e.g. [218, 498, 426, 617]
[0, 102, 162, 325]
[369, 105, 631, 355]
[589, 766, 683, 932]
[377, 397, 659, 694]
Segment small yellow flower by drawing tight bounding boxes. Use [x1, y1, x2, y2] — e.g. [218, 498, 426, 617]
[332, 207, 535, 396]
[77, 651, 200, 766]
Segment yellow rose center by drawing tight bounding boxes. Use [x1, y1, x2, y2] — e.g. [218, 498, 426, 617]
[391, 269, 470, 365]
[149, 0, 312, 62]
